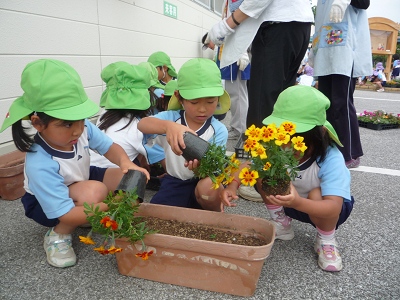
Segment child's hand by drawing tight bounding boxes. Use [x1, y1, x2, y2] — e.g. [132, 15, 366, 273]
[219, 185, 239, 212]
[165, 123, 196, 155]
[265, 183, 299, 208]
[184, 159, 200, 170]
[120, 162, 150, 180]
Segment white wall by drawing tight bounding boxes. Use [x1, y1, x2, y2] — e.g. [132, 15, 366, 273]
[0, 0, 219, 154]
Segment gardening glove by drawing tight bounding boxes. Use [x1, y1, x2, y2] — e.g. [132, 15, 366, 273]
[330, 0, 351, 23]
[205, 18, 235, 47]
[237, 52, 250, 71]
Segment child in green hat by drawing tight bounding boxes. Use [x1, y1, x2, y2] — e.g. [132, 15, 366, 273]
[0, 59, 149, 268]
[147, 51, 177, 86]
[220, 85, 354, 272]
[138, 58, 231, 211]
[91, 63, 161, 168]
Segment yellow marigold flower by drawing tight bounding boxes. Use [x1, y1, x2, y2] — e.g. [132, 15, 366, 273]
[239, 168, 259, 186]
[291, 136, 308, 152]
[229, 153, 236, 162]
[108, 246, 123, 254]
[263, 162, 272, 171]
[260, 125, 277, 142]
[79, 235, 95, 245]
[280, 121, 296, 135]
[251, 145, 267, 159]
[275, 131, 290, 146]
[243, 138, 259, 152]
[245, 125, 261, 140]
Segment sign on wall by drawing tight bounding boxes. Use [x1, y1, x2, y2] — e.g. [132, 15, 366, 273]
[164, 1, 177, 19]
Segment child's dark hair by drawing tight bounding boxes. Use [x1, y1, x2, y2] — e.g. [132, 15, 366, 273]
[98, 109, 149, 132]
[296, 126, 334, 164]
[12, 112, 55, 152]
[393, 54, 399, 61]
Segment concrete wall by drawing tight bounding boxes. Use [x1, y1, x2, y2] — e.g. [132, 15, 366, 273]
[0, 0, 219, 154]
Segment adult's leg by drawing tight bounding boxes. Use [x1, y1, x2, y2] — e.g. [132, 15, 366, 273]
[248, 21, 311, 127]
[318, 75, 363, 161]
[226, 76, 248, 134]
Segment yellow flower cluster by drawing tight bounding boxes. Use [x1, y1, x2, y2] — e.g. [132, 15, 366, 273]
[239, 122, 307, 187]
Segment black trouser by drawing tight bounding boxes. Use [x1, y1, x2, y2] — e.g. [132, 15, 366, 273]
[247, 21, 311, 128]
[318, 74, 363, 161]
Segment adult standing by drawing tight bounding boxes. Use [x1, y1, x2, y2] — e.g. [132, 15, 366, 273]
[201, 34, 250, 140]
[206, 0, 313, 202]
[206, 0, 314, 128]
[311, 0, 372, 168]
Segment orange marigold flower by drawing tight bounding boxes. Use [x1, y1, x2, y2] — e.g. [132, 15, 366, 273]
[100, 216, 118, 230]
[108, 246, 123, 254]
[79, 235, 95, 245]
[94, 246, 109, 255]
[136, 250, 154, 260]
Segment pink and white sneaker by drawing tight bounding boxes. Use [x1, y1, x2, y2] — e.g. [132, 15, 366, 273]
[314, 235, 343, 272]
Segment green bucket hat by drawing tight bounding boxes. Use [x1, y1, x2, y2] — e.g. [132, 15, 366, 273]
[147, 51, 178, 78]
[103, 64, 151, 110]
[167, 58, 230, 115]
[262, 85, 343, 146]
[1, 59, 99, 133]
[138, 62, 164, 89]
[163, 80, 178, 96]
[99, 61, 131, 107]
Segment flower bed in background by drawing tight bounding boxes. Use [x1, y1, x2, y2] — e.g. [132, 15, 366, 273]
[358, 110, 400, 130]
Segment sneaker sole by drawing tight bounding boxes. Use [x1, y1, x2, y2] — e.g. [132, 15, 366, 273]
[275, 232, 295, 241]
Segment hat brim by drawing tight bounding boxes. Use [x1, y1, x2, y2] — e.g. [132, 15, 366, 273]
[167, 67, 178, 78]
[0, 97, 33, 132]
[47, 97, 100, 121]
[168, 90, 230, 115]
[263, 115, 343, 147]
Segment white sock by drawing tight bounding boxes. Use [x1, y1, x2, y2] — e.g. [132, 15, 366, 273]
[316, 227, 335, 241]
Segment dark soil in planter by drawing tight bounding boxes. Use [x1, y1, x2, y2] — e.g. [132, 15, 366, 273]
[143, 216, 267, 246]
[261, 177, 291, 196]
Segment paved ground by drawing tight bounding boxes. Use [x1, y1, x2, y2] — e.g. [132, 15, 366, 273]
[1, 89, 399, 299]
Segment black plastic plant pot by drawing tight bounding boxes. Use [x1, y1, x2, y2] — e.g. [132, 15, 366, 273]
[116, 169, 146, 202]
[181, 132, 210, 162]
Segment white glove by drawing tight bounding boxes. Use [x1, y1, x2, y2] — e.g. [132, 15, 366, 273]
[329, 0, 351, 23]
[237, 52, 250, 71]
[206, 18, 235, 47]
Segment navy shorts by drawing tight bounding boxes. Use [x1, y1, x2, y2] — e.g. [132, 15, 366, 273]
[21, 166, 107, 227]
[284, 196, 355, 229]
[150, 174, 202, 209]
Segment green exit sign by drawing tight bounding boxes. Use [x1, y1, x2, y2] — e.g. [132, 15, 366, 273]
[164, 1, 177, 19]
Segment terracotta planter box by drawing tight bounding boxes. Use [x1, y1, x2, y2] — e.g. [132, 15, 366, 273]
[115, 203, 275, 297]
[0, 151, 26, 200]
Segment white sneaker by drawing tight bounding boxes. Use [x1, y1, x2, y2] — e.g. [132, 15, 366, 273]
[238, 185, 263, 202]
[43, 227, 76, 268]
[270, 220, 294, 240]
[314, 235, 342, 272]
[377, 88, 384, 92]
